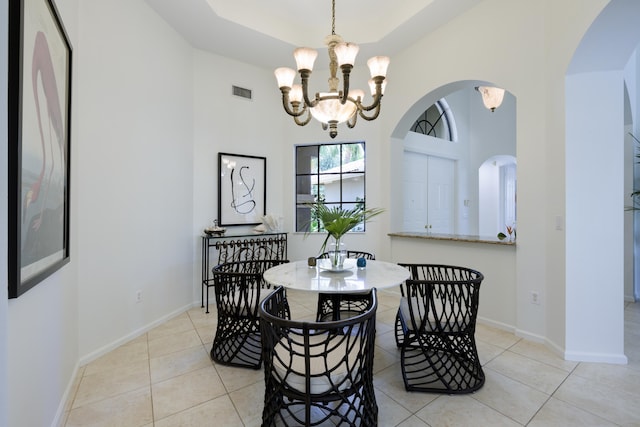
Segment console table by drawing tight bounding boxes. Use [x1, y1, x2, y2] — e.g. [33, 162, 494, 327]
[200, 232, 288, 312]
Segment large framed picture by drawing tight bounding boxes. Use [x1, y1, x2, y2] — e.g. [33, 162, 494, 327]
[8, 0, 72, 298]
[218, 153, 266, 226]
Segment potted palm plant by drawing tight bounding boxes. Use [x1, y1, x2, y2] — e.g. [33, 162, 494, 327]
[310, 203, 384, 269]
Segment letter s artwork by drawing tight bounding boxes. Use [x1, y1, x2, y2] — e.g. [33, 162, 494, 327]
[229, 165, 256, 214]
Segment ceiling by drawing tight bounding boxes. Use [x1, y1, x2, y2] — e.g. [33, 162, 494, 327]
[144, 0, 482, 70]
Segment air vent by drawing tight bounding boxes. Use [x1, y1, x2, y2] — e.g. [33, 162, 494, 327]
[232, 85, 252, 100]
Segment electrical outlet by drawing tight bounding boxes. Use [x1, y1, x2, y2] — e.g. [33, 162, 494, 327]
[530, 291, 540, 305]
[555, 215, 564, 231]
[136, 290, 142, 303]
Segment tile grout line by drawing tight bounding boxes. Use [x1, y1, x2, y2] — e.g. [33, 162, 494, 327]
[146, 332, 155, 425]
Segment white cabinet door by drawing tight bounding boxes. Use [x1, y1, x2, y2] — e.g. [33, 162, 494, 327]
[403, 151, 455, 234]
[427, 155, 455, 234]
[403, 151, 429, 231]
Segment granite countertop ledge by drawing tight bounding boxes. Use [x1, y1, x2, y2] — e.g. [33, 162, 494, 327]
[388, 231, 515, 245]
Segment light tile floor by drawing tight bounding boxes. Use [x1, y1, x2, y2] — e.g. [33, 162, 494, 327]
[62, 289, 640, 426]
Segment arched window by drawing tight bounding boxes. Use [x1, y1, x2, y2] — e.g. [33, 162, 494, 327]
[409, 99, 457, 142]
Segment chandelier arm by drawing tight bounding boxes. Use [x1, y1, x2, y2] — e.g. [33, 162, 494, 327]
[340, 65, 352, 104]
[293, 108, 312, 126]
[280, 91, 308, 118]
[358, 90, 382, 111]
[357, 93, 383, 112]
[317, 92, 340, 102]
[300, 70, 318, 108]
[347, 111, 358, 128]
[358, 101, 381, 121]
[357, 76, 385, 111]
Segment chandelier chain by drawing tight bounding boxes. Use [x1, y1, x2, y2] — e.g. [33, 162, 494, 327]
[331, 0, 336, 35]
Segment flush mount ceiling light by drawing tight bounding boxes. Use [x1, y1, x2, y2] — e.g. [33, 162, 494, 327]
[274, 0, 390, 139]
[475, 86, 505, 112]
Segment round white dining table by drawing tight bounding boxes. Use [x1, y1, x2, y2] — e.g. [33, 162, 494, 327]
[263, 258, 410, 293]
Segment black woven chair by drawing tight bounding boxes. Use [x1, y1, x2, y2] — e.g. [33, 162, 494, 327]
[316, 251, 376, 322]
[395, 264, 484, 393]
[210, 259, 289, 369]
[260, 286, 378, 427]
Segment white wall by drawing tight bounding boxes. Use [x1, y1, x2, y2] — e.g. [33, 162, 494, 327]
[380, 0, 609, 351]
[390, 237, 517, 329]
[478, 161, 500, 236]
[395, 0, 636, 360]
[5, 0, 79, 425]
[566, 71, 626, 362]
[471, 92, 517, 237]
[5, 0, 196, 425]
[191, 50, 287, 295]
[75, 0, 194, 358]
[380, 0, 550, 342]
[564, 0, 640, 362]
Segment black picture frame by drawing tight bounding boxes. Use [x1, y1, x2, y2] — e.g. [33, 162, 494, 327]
[8, 0, 72, 298]
[218, 153, 266, 226]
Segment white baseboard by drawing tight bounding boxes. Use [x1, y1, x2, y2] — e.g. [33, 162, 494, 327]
[477, 316, 515, 334]
[52, 302, 196, 427]
[78, 302, 193, 366]
[482, 319, 629, 364]
[564, 350, 628, 364]
[51, 361, 80, 427]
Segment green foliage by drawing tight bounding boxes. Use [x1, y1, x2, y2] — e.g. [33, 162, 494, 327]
[318, 143, 364, 172]
[319, 145, 340, 171]
[307, 203, 384, 254]
[497, 224, 515, 241]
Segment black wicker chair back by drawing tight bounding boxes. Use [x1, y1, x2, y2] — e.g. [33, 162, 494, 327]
[210, 259, 289, 369]
[317, 250, 375, 260]
[395, 264, 484, 393]
[260, 286, 378, 427]
[316, 251, 375, 322]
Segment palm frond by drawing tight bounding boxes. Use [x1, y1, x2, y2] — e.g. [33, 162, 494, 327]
[304, 202, 385, 254]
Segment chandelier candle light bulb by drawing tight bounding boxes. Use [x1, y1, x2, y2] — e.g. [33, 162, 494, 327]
[274, 0, 389, 138]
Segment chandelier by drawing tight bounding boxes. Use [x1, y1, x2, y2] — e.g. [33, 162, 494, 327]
[274, 0, 390, 139]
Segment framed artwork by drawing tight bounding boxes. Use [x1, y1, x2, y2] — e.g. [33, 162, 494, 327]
[8, 0, 72, 298]
[218, 153, 266, 226]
